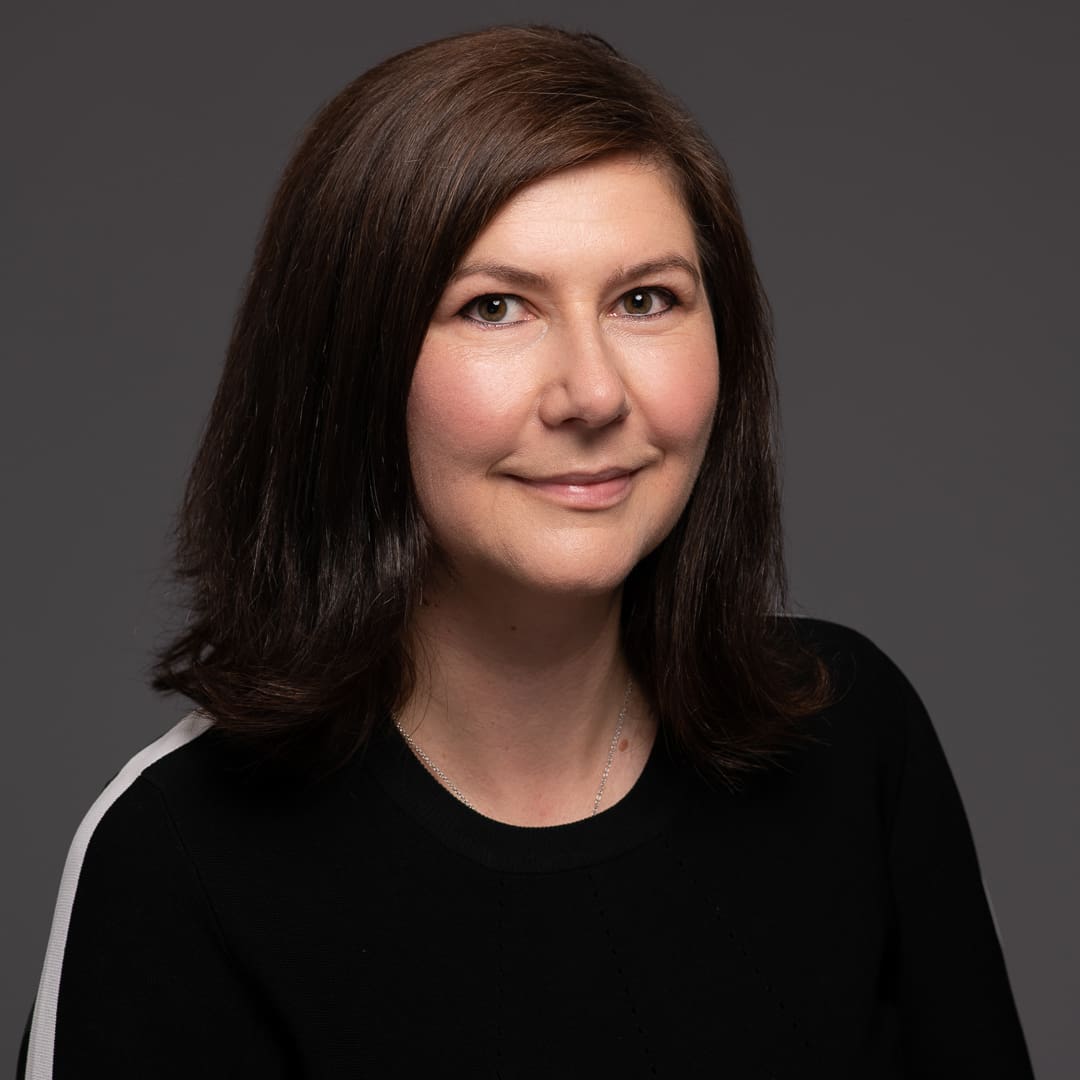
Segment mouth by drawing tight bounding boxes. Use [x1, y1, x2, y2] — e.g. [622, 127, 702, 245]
[527, 467, 635, 485]
[508, 467, 640, 509]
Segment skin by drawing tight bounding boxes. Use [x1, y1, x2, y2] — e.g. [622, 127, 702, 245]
[400, 153, 719, 826]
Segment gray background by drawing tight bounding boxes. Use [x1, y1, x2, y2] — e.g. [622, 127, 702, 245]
[3, 0, 1076, 1073]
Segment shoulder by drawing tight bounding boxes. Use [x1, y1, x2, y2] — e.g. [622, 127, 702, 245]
[76, 714, 357, 867]
[60, 712, 216, 876]
[780, 614, 928, 728]
[724, 616, 969, 881]
[50, 710, 319, 923]
[40, 711, 222, 948]
[782, 614, 915, 695]
[26, 714, 217, 1075]
[769, 615, 942, 807]
[26, 714, 302, 1076]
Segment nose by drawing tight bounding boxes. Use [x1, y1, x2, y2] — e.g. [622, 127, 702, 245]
[536, 318, 631, 429]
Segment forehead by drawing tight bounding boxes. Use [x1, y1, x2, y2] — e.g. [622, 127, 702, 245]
[459, 155, 698, 271]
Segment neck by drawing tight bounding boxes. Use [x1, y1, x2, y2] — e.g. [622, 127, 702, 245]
[397, 569, 655, 825]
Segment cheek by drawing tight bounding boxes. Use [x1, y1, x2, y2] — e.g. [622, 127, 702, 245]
[636, 337, 719, 460]
[406, 343, 523, 488]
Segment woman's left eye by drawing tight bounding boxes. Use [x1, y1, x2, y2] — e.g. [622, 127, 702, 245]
[616, 287, 677, 317]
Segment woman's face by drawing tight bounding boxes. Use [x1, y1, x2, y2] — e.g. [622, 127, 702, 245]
[407, 153, 719, 598]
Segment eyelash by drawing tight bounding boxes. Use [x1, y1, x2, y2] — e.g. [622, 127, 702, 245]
[456, 287, 680, 329]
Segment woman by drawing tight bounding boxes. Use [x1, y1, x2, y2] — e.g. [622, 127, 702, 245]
[21, 24, 1032, 1078]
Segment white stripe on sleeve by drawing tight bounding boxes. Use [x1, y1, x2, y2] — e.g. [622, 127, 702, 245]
[24, 711, 213, 1080]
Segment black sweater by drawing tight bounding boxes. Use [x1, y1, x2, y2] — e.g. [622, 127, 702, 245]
[20, 619, 1033, 1078]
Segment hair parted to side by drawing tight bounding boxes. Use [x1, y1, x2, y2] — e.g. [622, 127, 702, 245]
[151, 24, 831, 783]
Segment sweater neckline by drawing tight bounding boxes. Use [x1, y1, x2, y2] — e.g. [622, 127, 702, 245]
[363, 722, 689, 873]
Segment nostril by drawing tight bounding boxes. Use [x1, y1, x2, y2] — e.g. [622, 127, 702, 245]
[539, 374, 631, 429]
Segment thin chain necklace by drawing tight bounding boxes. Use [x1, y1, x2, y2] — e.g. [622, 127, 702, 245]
[393, 677, 633, 817]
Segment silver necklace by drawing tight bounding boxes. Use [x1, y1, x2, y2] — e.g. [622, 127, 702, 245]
[393, 677, 633, 817]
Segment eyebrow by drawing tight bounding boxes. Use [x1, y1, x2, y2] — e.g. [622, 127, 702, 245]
[447, 254, 702, 292]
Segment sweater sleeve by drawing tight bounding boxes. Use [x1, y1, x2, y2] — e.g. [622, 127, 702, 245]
[880, 653, 1034, 1078]
[23, 775, 287, 1079]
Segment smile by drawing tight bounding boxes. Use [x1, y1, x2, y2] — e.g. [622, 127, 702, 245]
[509, 468, 639, 509]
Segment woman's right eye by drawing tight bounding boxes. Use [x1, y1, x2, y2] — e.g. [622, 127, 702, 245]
[458, 294, 529, 327]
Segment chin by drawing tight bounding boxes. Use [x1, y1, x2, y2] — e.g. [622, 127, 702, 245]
[436, 525, 672, 600]
[522, 570, 631, 598]
[499, 544, 649, 598]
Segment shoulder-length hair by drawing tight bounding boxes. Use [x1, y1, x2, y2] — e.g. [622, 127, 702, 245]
[151, 24, 830, 784]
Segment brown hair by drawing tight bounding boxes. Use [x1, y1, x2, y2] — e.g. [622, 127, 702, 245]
[151, 24, 830, 784]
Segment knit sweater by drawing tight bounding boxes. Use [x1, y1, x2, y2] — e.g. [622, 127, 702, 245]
[20, 619, 1033, 1078]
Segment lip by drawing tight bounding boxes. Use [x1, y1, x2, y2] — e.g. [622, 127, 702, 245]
[509, 467, 639, 509]
[529, 467, 633, 484]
